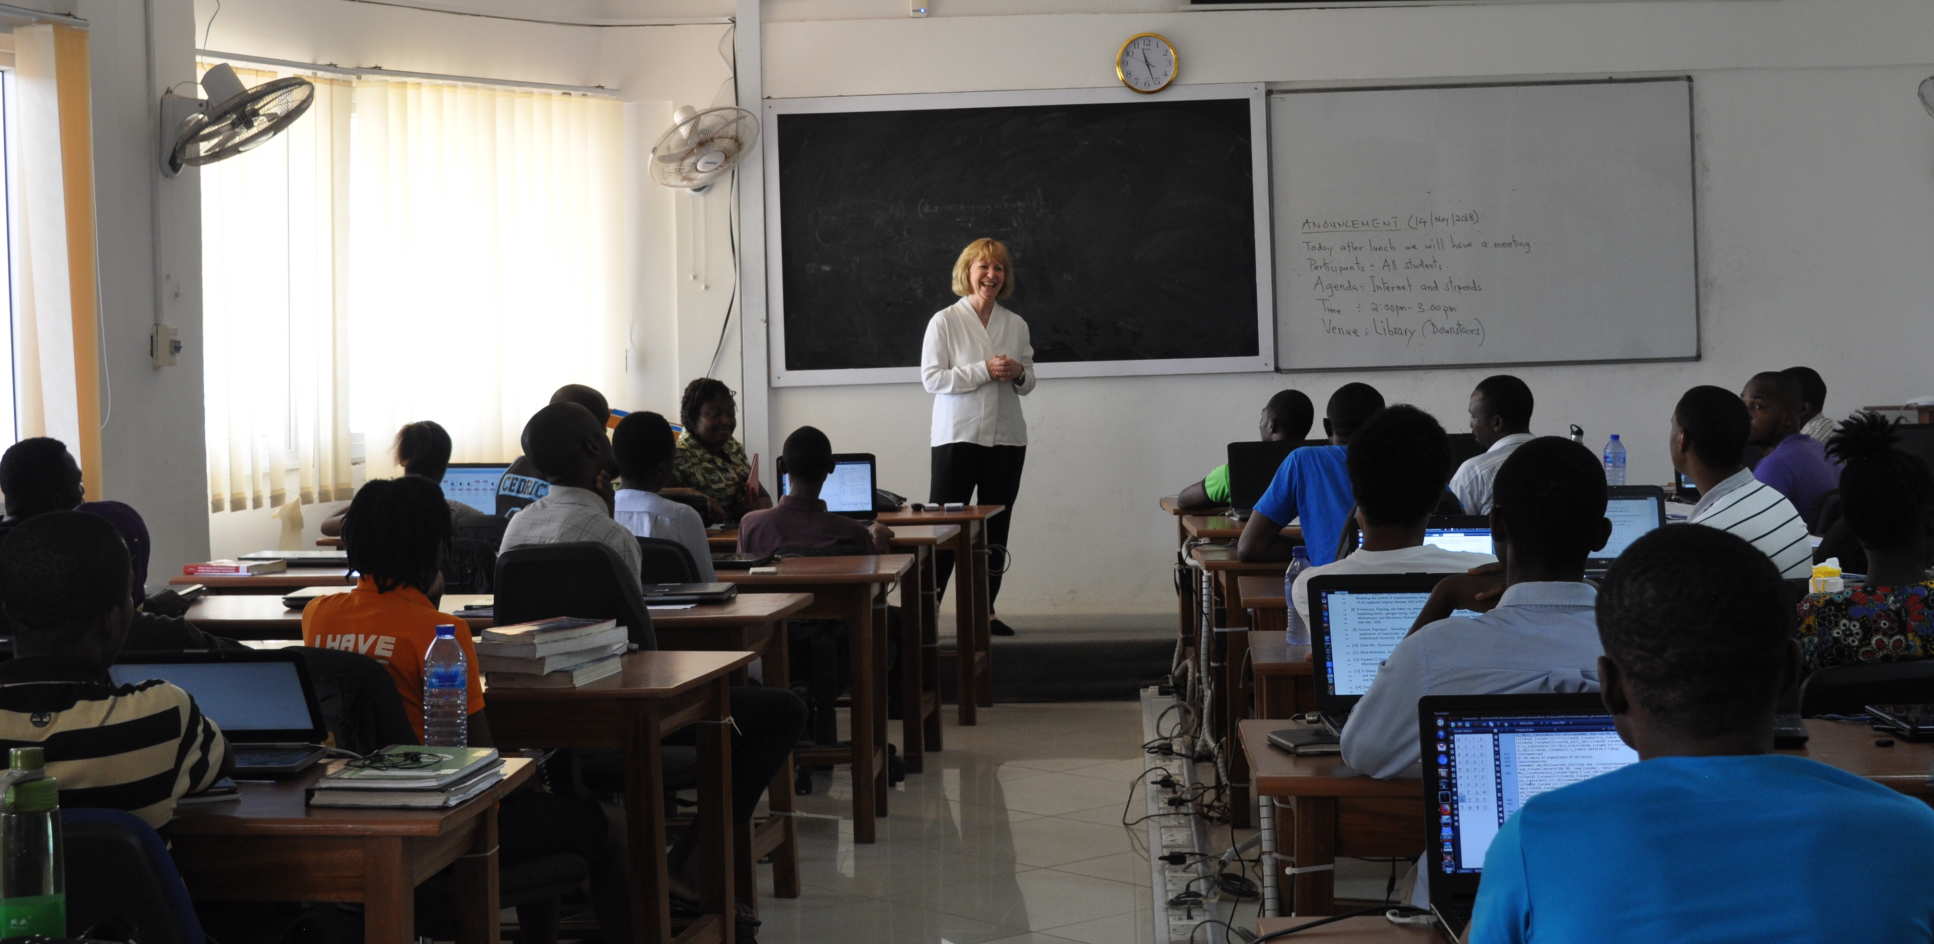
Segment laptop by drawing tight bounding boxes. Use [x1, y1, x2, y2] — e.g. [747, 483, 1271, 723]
[1587, 485, 1667, 576]
[1357, 515, 1493, 557]
[643, 582, 739, 605]
[241, 549, 350, 565]
[1225, 438, 1330, 520]
[108, 651, 329, 777]
[1419, 693, 1639, 940]
[777, 453, 878, 520]
[1307, 573, 1463, 736]
[441, 462, 510, 516]
[711, 551, 777, 571]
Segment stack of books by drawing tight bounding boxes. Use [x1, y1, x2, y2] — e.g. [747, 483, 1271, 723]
[307, 746, 503, 809]
[183, 558, 288, 576]
[477, 616, 626, 688]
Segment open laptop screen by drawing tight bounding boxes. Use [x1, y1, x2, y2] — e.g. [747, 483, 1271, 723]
[1357, 524, 1493, 557]
[1315, 586, 1435, 698]
[1596, 487, 1666, 566]
[779, 454, 877, 517]
[108, 657, 321, 742]
[442, 463, 509, 516]
[1424, 698, 1637, 879]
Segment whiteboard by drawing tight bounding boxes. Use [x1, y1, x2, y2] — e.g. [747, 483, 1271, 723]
[1270, 78, 1698, 371]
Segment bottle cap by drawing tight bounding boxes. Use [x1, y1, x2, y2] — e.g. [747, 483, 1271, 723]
[1609, 434, 1621, 441]
[1, 748, 57, 813]
[435, 623, 457, 638]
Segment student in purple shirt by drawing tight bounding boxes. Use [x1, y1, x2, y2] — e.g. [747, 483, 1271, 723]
[738, 426, 893, 558]
[1741, 370, 1840, 529]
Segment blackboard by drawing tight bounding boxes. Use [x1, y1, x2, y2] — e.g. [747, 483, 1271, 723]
[765, 85, 1273, 386]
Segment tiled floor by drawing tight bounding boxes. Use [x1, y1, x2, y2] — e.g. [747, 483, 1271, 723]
[756, 700, 1164, 944]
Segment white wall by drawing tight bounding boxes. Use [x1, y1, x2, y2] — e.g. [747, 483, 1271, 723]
[747, 0, 1934, 617]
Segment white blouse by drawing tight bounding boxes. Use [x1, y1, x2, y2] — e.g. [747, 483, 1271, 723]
[920, 298, 1037, 448]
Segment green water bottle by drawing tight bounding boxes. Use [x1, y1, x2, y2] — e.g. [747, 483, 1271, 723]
[0, 747, 64, 937]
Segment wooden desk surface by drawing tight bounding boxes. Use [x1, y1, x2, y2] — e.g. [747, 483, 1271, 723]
[1191, 544, 1291, 575]
[876, 504, 1006, 525]
[1248, 631, 1313, 677]
[168, 756, 534, 839]
[1161, 496, 1225, 517]
[707, 524, 960, 550]
[1239, 575, 1287, 609]
[1255, 917, 1443, 941]
[170, 568, 356, 589]
[486, 650, 754, 702]
[1182, 514, 1245, 540]
[1240, 720, 1421, 799]
[647, 591, 813, 627]
[717, 554, 913, 585]
[1800, 718, 1934, 795]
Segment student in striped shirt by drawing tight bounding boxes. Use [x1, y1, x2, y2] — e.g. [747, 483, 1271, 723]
[0, 512, 229, 827]
[1668, 385, 1812, 578]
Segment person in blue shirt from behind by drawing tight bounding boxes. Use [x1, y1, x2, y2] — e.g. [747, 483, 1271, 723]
[1470, 524, 1934, 943]
[1238, 382, 1384, 565]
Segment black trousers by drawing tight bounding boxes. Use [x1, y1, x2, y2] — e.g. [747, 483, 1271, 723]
[929, 443, 1026, 607]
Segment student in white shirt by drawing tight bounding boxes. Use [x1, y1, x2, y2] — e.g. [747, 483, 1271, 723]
[1449, 374, 1536, 516]
[612, 411, 715, 581]
[922, 237, 1035, 636]
[1340, 437, 1611, 780]
[1669, 385, 1812, 579]
[1291, 404, 1496, 627]
[498, 402, 643, 583]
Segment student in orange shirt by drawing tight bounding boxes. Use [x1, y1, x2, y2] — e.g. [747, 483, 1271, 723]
[303, 476, 487, 741]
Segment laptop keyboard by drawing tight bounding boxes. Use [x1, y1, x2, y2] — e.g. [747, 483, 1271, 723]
[237, 747, 316, 768]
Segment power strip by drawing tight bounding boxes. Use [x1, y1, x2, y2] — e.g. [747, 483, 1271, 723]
[1142, 686, 1247, 944]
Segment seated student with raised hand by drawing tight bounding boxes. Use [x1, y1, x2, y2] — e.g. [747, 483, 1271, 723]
[1795, 413, 1934, 675]
[499, 402, 643, 579]
[497, 383, 612, 519]
[672, 377, 773, 525]
[1742, 370, 1840, 527]
[1449, 375, 1535, 516]
[739, 426, 893, 558]
[1784, 364, 1837, 444]
[1238, 382, 1385, 566]
[1340, 438, 1609, 780]
[323, 420, 495, 536]
[613, 411, 715, 580]
[1469, 524, 1934, 943]
[1290, 405, 1496, 628]
[0, 513, 230, 826]
[1176, 389, 1316, 512]
[1670, 385, 1812, 579]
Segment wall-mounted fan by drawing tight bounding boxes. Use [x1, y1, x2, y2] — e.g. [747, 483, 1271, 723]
[1921, 76, 1934, 119]
[159, 63, 315, 177]
[650, 105, 757, 192]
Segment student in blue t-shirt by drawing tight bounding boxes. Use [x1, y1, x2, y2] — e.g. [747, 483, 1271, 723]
[1237, 382, 1383, 565]
[1469, 524, 1934, 944]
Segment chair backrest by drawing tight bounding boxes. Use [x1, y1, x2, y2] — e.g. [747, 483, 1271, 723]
[637, 536, 700, 583]
[63, 808, 204, 944]
[1799, 660, 1934, 716]
[286, 645, 419, 753]
[442, 516, 511, 594]
[495, 542, 656, 649]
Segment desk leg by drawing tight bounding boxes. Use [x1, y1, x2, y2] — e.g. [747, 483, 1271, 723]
[972, 520, 994, 707]
[1226, 629, 1253, 831]
[697, 677, 738, 944]
[762, 622, 801, 900]
[954, 528, 979, 727]
[851, 587, 882, 843]
[899, 546, 926, 773]
[875, 589, 892, 819]
[363, 837, 413, 944]
[1289, 796, 1337, 916]
[627, 710, 674, 943]
[452, 806, 503, 944]
[920, 543, 944, 756]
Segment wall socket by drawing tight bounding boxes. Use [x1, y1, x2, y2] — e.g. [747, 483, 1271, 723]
[150, 323, 181, 367]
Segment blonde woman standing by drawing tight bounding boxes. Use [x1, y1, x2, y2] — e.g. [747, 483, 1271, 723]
[921, 237, 1035, 636]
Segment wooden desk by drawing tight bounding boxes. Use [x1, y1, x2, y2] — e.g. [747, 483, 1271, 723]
[1249, 632, 1315, 719]
[1227, 576, 1291, 830]
[184, 592, 328, 639]
[1255, 917, 1444, 942]
[488, 651, 750, 944]
[1192, 547, 1288, 827]
[720, 554, 914, 844]
[318, 536, 344, 548]
[1160, 496, 1211, 666]
[1799, 717, 1934, 800]
[1182, 514, 1245, 541]
[1240, 719, 1426, 916]
[876, 505, 1006, 722]
[168, 756, 536, 944]
[877, 524, 959, 773]
[170, 568, 357, 594]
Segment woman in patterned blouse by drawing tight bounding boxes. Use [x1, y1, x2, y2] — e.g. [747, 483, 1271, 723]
[1794, 412, 1934, 674]
[669, 378, 772, 525]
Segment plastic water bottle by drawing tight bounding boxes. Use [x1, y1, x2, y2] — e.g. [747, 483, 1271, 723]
[1603, 435, 1628, 486]
[1282, 545, 1312, 647]
[0, 747, 64, 938]
[423, 624, 469, 747]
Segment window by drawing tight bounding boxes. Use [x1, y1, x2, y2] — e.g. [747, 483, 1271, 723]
[199, 63, 626, 511]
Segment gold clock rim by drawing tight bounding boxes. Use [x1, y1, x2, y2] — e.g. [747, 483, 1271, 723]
[1114, 31, 1178, 95]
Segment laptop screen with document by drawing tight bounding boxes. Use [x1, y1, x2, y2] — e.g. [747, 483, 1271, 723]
[442, 463, 509, 516]
[778, 453, 877, 519]
[1591, 486, 1666, 571]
